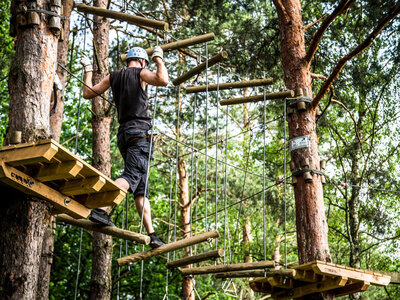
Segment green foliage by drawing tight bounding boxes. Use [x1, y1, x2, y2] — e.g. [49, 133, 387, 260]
[1, 0, 400, 299]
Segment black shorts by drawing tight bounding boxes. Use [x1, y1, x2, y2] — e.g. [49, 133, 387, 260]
[119, 138, 153, 197]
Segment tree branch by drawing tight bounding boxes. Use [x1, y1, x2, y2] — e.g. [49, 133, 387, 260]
[304, 14, 328, 32]
[312, 2, 400, 107]
[305, 0, 355, 64]
[331, 99, 366, 161]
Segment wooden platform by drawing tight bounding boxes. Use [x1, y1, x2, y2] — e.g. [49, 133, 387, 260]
[249, 260, 391, 299]
[0, 139, 126, 219]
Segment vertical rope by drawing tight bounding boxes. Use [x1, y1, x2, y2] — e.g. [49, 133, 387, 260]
[139, 30, 160, 300]
[173, 86, 180, 260]
[189, 92, 198, 254]
[73, 24, 87, 300]
[214, 64, 220, 255]
[223, 104, 229, 264]
[204, 42, 209, 232]
[284, 99, 288, 268]
[262, 90, 267, 261]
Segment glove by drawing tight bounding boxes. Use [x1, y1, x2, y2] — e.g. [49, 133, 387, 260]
[151, 46, 163, 62]
[80, 54, 93, 72]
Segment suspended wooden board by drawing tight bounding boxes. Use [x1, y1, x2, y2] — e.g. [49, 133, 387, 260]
[0, 139, 127, 219]
[249, 260, 391, 299]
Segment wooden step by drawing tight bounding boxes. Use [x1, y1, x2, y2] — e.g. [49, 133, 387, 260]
[249, 260, 391, 299]
[117, 230, 220, 266]
[0, 139, 127, 218]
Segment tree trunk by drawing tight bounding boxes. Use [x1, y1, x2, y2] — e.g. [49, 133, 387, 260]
[50, 0, 74, 140]
[37, 2, 75, 298]
[89, 0, 112, 298]
[272, 1, 332, 299]
[178, 146, 194, 300]
[0, 0, 57, 297]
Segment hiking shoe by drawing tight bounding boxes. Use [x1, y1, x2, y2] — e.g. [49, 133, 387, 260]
[149, 232, 165, 249]
[89, 208, 116, 227]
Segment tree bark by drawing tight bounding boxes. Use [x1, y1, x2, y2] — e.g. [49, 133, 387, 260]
[37, 2, 75, 298]
[0, 0, 57, 297]
[50, 0, 74, 140]
[272, 0, 332, 299]
[89, 0, 112, 298]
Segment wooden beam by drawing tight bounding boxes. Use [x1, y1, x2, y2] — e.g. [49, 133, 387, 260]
[57, 214, 150, 245]
[0, 142, 58, 166]
[215, 270, 266, 279]
[78, 190, 126, 208]
[0, 162, 90, 218]
[334, 281, 370, 297]
[313, 261, 391, 286]
[220, 90, 295, 106]
[173, 51, 228, 86]
[166, 249, 224, 269]
[272, 276, 348, 300]
[35, 160, 83, 182]
[75, 3, 168, 31]
[185, 78, 274, 94]
[121, 33, 216, 61]
[60, 176, 106, 196]
[180, 261, 276, 276]
[117, 230, 219, 266]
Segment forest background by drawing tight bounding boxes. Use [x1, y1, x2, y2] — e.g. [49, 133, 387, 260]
[0, 0, 400, 299]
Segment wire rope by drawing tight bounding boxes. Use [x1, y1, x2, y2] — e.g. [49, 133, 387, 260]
[204, 42, 209, 232]
[73, 23, 87, 300]
[262, 90, 267, 261]
[284, 99, 288, 268]
[214, 64, 220, 255]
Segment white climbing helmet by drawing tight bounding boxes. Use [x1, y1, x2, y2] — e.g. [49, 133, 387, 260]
[126, 47, 149, 65]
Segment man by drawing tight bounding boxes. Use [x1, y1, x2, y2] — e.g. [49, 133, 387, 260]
[81, 46, 168, 248]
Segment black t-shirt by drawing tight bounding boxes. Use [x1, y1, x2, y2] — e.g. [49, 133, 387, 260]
[110, 67, 151, 125]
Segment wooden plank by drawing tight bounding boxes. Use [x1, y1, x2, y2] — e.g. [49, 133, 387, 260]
[0, 142, 58, 166]
[60, 176, 106, 196]
[313, 262, 391, 286]
[186, 78, 274, 94]
[78, 190, 126, 208]
[271, 276, 348, 300]
[294, 269, 320, 282]
[166, 249, 224, 269]
[57, 214, 150, 245]
[267, 276, 293, 289]
[75, 3, 168, 30]
[334, 281, 370, 297]
[172, 51, 228, 86]
[35, 160, 83, 182]
[0, 162, 89, 218]
[220, 90, 294, 106]
[180, 261, 276, 276]
[121, 33, 216, 61]
[117, 230, 220, 266]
